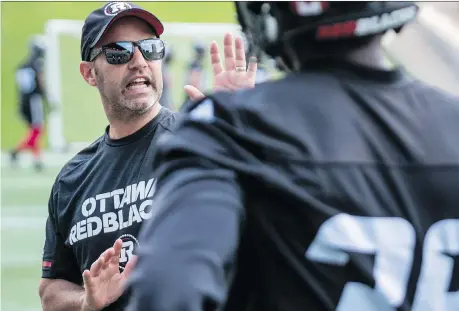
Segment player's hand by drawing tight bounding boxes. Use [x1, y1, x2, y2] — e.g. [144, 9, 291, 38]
[81, 239, 137, 311]
[184, 32, 258, 101]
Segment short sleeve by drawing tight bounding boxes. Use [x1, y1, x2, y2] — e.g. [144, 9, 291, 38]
[41, 183, 83, 285]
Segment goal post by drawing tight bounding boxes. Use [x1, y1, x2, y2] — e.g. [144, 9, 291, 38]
[44, 19, 243, 152]
[45, 19, 84, 153]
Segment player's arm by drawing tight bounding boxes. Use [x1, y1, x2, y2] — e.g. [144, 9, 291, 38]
[37, 71, 46, 94]
[126, 97, 247, 311]
[35, 58, 50, 110]
[30, 58, 46, 92]
[38, 185, 88, 311]
[38, 278, 86, 311]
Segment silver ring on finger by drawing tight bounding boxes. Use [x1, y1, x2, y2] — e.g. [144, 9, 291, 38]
[235, 66, 246, 72]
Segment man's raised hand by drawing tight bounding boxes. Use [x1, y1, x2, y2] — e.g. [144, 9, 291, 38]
[81, 239, 137, 311]
[184, 32, 258, 101]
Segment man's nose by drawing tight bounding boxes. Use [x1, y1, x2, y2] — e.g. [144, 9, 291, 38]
[128, 46, 148, 70]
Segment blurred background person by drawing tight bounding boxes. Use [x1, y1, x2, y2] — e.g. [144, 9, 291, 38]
[242, 32, 274, 85]
[10, 34, 47, 172]
[183, 41, 207, 102]
[160, 45, 175, 111]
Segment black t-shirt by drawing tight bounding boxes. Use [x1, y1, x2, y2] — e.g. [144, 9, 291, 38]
[42, 107, 178, 311]
[126, 60, 459, 311]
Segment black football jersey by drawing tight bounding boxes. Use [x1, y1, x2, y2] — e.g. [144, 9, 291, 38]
[16, 56, 44, 96]
[42, 107, 178, 311]
[127, 60, 459, 311]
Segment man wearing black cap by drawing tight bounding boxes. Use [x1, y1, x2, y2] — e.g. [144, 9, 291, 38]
[38, 2, 257, 311]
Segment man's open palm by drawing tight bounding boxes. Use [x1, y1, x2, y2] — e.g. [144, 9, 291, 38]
[81, 239, 137, 311]
[184, 32, 258, 101]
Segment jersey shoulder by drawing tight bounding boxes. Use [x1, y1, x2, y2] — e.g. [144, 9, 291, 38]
[157, 107, 180, 133]
[52, 136, 104, 196]
[409, 80, 459, 151]
[412, 79, 459, 110]
[185, 72, 343, 125]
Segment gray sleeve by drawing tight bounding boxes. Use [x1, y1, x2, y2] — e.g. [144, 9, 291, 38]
[125, 162, 245, 311]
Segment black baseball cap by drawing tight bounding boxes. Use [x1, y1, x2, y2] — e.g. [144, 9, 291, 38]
[81, 1, 164, 61]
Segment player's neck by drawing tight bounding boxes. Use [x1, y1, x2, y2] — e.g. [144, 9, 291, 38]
[107, 103, 161, 140]
[344, 37, 394, 70]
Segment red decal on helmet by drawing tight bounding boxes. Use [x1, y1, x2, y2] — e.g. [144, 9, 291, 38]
[316, 20, 357, 39]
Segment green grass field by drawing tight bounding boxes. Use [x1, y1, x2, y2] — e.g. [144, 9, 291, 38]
[1, 151, 77, 310]
[2, 161, 62, 311]
[1, 1, 236, 150]
[1, 2, 235, 310]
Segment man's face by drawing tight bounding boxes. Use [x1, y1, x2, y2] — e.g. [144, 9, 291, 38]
[81, 17, 163, 119]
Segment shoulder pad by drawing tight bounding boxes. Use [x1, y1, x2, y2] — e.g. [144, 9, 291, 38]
[189, 98, 215, 122]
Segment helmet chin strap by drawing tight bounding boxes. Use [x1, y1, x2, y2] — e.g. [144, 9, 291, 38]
[283, 40, 302, 72]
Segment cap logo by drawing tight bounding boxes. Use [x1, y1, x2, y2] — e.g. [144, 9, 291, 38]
[104, 2, 132, 16]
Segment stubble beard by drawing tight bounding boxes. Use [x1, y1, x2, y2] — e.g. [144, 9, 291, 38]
[96, 68, 162, 122]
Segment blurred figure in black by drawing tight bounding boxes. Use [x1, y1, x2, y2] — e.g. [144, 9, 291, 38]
[160, 46, 175, 110]
[242, 32, 273, 85]
[183, 41, 207, 102]
[10, 34, 47, 171]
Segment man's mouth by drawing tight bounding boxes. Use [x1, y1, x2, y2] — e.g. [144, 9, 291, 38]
[126, 78, 151, 90]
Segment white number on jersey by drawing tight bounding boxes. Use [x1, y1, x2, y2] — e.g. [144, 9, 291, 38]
[306, 214, 459, 310]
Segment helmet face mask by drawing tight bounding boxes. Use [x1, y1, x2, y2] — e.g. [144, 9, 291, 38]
[236, 2, 285, 70]
[235, 1, 419, 72]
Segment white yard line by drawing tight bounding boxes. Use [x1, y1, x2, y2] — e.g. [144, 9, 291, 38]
[2, 177, 55, 189]
[1, 215, 47, 270]
[1, 256, 42, 267]
[1, 151, 74, 168]
[0, 301, 42, 311]
[1, 307, 42, 311]
[1, 214, 47, 230]
[1, 204, 47, 210]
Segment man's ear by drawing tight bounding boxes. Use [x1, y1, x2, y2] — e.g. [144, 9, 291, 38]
[80, 61, 97, 86]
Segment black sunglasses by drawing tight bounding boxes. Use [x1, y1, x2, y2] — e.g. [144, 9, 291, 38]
[89, 38, 166, 65]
